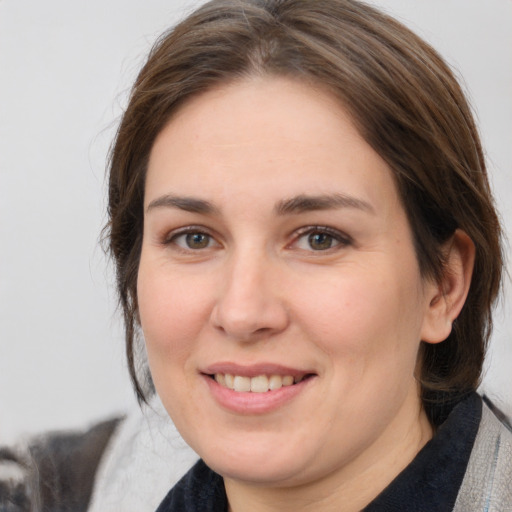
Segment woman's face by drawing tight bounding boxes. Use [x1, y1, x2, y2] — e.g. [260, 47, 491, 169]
[138, 77, 439, 488]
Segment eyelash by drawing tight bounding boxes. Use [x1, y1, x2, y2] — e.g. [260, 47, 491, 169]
[291, 226, 352, 252]
[163, 225, 352, 253]
[163, 226, 218, 251]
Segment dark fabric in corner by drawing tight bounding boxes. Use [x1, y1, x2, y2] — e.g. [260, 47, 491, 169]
[29, 417, 121, 512]
[0, 417, 121, 512]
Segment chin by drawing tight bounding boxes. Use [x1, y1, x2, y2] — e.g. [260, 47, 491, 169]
[194, 433, 317, 486]
[207, 456, 307, 486]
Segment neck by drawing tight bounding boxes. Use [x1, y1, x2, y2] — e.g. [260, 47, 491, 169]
[225, 394, 433, 512]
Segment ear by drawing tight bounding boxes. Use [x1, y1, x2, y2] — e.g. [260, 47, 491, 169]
[421, 229, 475, 344]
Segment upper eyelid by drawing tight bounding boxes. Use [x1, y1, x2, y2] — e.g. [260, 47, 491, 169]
[163, 225, 216, 242]
[292, 225, 352, 241]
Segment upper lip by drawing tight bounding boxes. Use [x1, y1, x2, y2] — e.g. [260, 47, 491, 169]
[201, 362, 316, 379]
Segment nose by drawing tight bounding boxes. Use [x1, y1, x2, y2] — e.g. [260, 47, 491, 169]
[210, 252, 289, 341]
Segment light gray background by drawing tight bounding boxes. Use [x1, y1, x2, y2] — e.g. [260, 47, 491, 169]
[1, 0, 511, 443]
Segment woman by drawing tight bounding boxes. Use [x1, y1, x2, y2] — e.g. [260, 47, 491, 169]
[1, 0, 508, 511]
[104, 0, 510, 510]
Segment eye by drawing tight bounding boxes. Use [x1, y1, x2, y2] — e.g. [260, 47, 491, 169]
[293, 227, 350, 251]
[167, 229, 218, 250]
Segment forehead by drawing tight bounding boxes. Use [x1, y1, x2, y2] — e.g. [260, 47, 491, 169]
[146, 76, 400, 214]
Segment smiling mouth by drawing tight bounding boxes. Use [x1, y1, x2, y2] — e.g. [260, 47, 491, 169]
[210, 373, 315, 393]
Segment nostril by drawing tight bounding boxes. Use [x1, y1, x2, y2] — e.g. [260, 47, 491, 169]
[254, 326, 273, 335]
[209, 284, 289, 340]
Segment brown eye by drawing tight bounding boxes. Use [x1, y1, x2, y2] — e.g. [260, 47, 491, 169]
[308, 232, 335, 250]
[170, 231, 216, 250]
[185, 233, 210, 249]
[293, 227, 350, 252]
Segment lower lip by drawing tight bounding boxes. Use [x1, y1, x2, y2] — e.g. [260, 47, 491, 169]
[203, 375, 314, 414]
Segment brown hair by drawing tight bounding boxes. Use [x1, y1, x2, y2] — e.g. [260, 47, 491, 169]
[105, 0, 503, 419]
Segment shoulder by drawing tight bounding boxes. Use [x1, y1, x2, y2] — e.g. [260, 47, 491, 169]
[0, 417, 121, 512]
[454, 396, 512, 511]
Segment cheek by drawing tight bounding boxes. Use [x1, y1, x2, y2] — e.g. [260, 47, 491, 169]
[297, 266, 425, 428]
[137, 262, 211, 363]
[293, 263, 425, 365]
[137, 263, 210, 423]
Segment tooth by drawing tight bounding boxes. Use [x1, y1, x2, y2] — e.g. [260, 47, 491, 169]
[268, 375, 283, 390]
[233, 376, 251, 392]
[216, 373, 298, 391]
[282, 375, 294, 386]
[251, 375, 269, 393]
[225, 374, 234, 390]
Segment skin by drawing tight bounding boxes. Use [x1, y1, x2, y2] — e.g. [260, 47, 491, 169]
[138, 76, 474, 512]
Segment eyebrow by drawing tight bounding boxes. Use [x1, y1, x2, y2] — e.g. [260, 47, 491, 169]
[146, 192, 374, 216]
[275, 193, 375, 215]
[146, 194, 220, 215]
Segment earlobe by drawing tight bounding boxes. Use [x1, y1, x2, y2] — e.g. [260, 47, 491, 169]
[421, 229, 475, 344]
